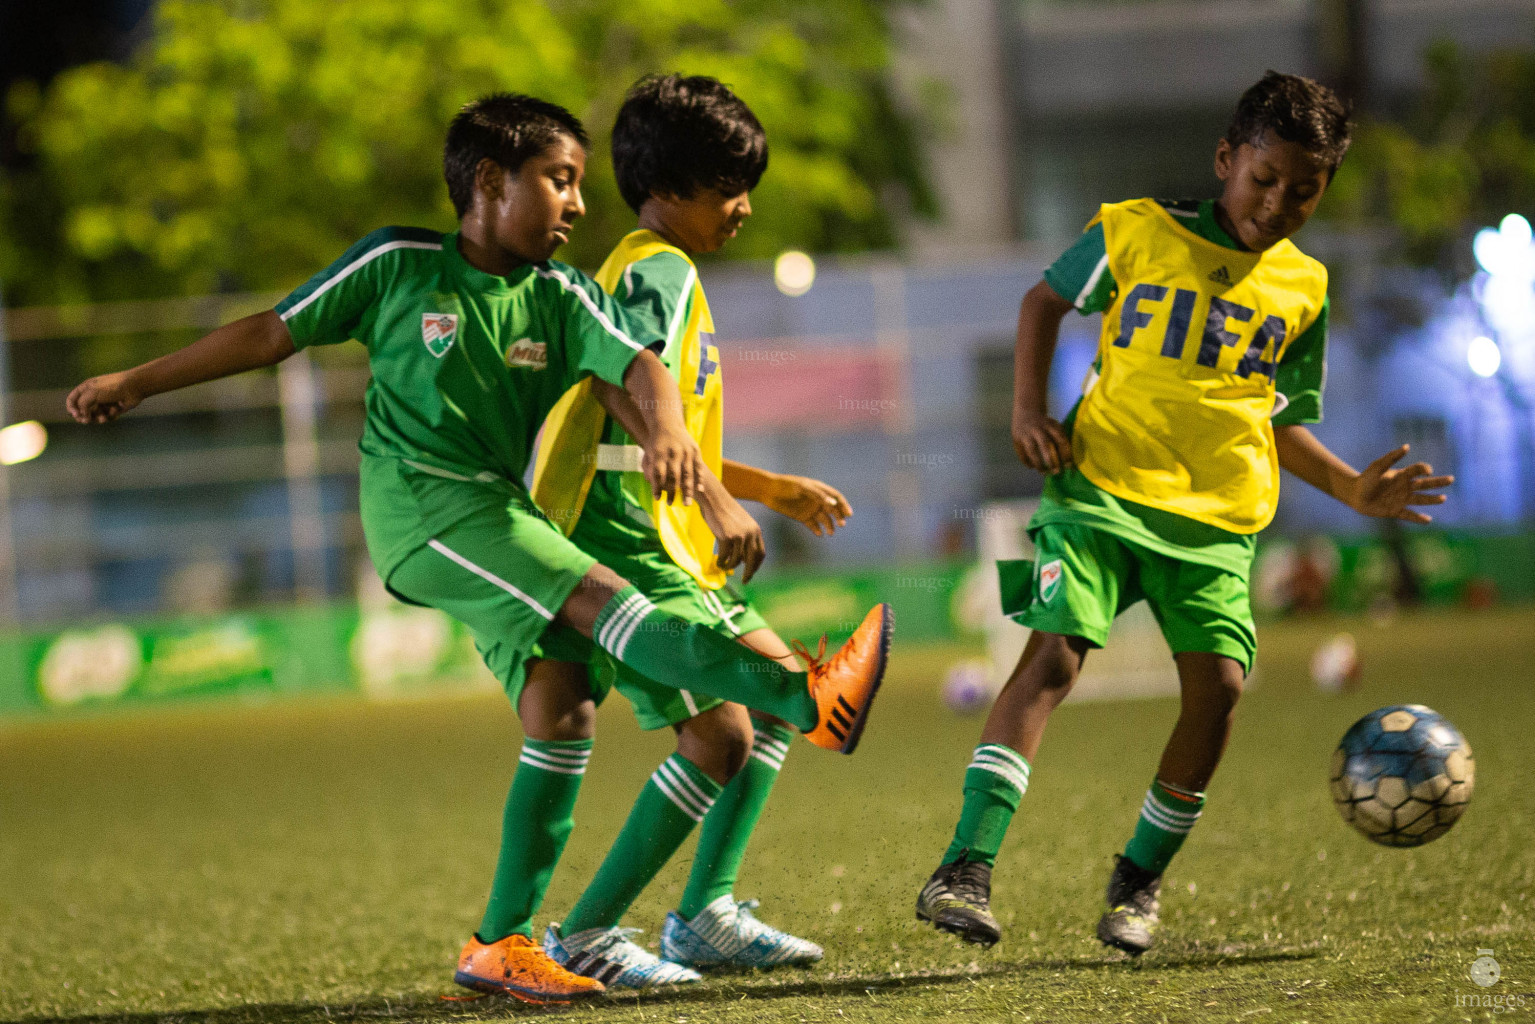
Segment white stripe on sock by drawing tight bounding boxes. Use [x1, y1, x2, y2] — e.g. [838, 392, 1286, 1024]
[974, 743, 1031, 778]
[753, 734, 790, 757]
[520, 752, 586, 775]
[971, 751, 1030, 784]
[657, 761, 713, 820]
[1143, 789, 1202, 822]
[1140, 796, 1200, 835]
[749, 749, 786, 771]
[610, 595, 657, 660]
[523, 746, 591, 765]
[750, 734, 790, 770]
[652, 767, 708, 822]
[519, 746, 590, 774]
[660, 757, 717, 814]
[969, 757, 1030, 796]
[596, 593, 647, 651]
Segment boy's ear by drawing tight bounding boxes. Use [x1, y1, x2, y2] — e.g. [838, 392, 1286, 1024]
[474, 158, 507, 204]
[1213, 138, 1235, 183]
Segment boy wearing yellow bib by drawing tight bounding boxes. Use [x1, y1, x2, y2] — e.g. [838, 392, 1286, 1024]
[531, 76, 865, 986]
[917, 73, 1453, 954]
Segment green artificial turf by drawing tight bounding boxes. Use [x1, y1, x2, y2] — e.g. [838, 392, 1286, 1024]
[2, 608, 1531, 1023]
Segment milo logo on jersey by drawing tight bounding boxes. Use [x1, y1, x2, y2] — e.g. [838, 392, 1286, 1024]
[506, 337, 548, 370]
[421, 313, 458, 358]
[1112, 282, 1286, 383]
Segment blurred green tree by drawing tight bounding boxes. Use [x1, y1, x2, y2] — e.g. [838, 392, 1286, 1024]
[1321, 40, 1535, 267]
[1, 0, 933, 304]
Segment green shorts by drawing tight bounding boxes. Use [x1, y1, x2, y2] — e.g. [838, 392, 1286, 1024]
[567, 482, 771, 730]
[998, 522, 1256, 673]
[594, 556, 769, 731]
[384, 488, 602, 710]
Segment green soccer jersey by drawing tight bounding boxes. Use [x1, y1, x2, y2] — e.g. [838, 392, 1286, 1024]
[275, 226, 662, 575]
[1036, 199, 1330, 574]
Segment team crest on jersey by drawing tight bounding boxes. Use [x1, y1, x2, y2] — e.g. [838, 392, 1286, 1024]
[506, 337, 548, 370]
[421, 313, 458, 357]
[1038, 559, 1064, 604]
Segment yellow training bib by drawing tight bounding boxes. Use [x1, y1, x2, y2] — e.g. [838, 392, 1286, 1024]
[1072, 199, 1327, 533]
[532, 230, 726, 588]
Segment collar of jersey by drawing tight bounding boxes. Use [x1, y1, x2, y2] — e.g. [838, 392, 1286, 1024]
[1155, 199, 1245, 253]
[443, 230, 540, 291]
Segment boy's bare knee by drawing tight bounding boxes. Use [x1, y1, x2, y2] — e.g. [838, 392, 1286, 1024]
[676, 703, 753, 785]
[1005, 631, 1089, 698]
[519, 659, 598, 742]
[1175, 652, 1246, 711]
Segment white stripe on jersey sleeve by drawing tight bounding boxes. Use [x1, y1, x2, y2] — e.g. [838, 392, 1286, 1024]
[534, 265, 645, 352]
[279, 239, 441, 322]
[1074, 253, 1110, 311]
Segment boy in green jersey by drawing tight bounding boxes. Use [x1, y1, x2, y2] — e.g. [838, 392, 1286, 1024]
[67, 93, 892, 1004]
[530, 75, 849, 986]
[914, 73, 1453, 954]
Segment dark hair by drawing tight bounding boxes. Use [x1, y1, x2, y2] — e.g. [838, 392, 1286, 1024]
[611, 74, 768, 213]
[1225, 71, 1352, 173]
[443, 93, 589, 217]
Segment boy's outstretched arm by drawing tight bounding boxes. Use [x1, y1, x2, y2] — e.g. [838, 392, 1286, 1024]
[1274, 425, 1454, 524]
[721, 460, 851, 538]
[1013, 280, 1077, 474]
[619, 350, 704, 508]
[67, 311, 296, 424]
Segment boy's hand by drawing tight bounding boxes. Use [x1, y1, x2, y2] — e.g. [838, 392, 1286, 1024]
[1344, 444, 1454, 524]
[1012, 408, 1074, 475]
[763, 475, 852, 537]
[698, 488, 766, 583]
[67, 371, 143, 424]
[642, 421, 702, 507]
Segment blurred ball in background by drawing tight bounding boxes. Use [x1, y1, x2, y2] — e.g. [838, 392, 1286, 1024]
[1311, 632, 1362, 692]
[942, 658, 999, 715]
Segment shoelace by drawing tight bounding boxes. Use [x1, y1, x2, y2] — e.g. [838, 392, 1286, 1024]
[789, 635, 829, 674]
[732, 899, 771, 938]
[948, 861, 992, 905]
[583, 927, 649, 959]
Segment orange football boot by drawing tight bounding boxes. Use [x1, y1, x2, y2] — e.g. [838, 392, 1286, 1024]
[455, 933, 605, 1004]
[796, 602, 893, 754]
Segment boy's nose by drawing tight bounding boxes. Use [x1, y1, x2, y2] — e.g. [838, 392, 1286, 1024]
[570, 186, 586, 219]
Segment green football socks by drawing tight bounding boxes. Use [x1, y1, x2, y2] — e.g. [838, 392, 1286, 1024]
[561, 752, 724, 934]
[942, 743, 1032, 866]
[678, 719, 794, 919]
[1122, 778, 1205, 874]
[478, 738, 592, 942]
[594, 586, 817, 731]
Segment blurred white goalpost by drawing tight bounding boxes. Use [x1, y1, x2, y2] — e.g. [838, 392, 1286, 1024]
[971, 499, 1180, 703]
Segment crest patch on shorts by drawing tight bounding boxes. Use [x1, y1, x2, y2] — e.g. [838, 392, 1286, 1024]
[1038, 559, 1063, 604]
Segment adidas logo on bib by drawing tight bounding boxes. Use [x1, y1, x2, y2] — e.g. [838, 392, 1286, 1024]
[1207, 265, 1233, 287]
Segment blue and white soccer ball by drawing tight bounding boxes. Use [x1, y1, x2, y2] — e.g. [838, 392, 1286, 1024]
[942, 659, 999, 715]
[1330, 704, 1475, 847]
